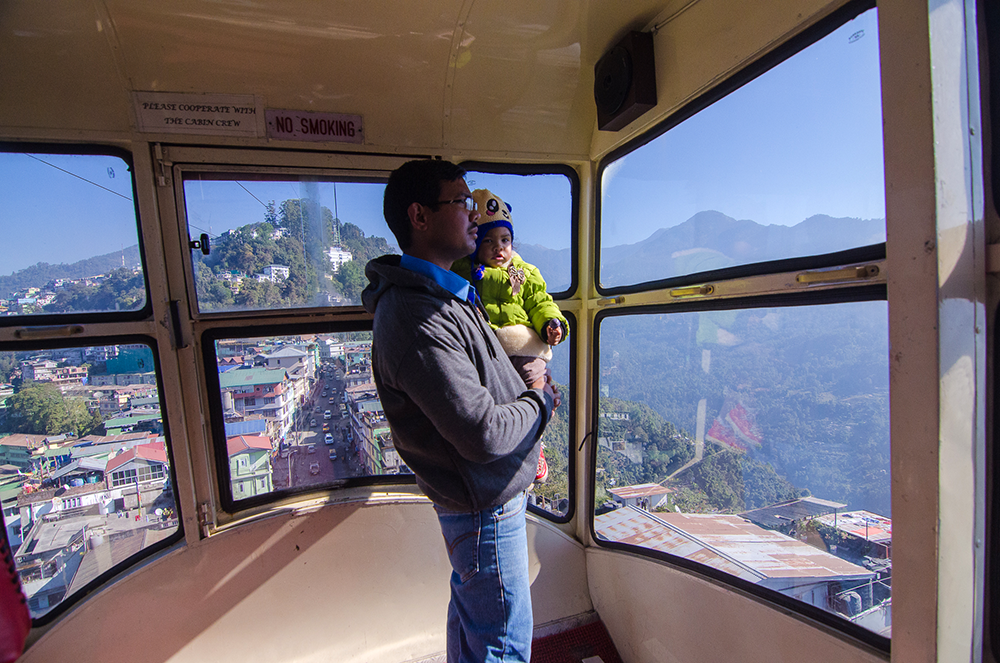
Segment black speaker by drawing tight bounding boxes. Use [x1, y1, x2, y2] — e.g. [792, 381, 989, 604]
[594, 31, 656, 131]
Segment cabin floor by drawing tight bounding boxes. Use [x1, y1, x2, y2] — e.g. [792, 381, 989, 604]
[407, 618, 623, 663]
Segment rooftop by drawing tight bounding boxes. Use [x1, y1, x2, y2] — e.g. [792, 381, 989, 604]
[815, 510, 892, 544]
[219, 366, 290, 389]
[740, 495, 847, 529]
[595, 507, 872, 583]
[105, 442, 168, 474]
[226, 435, 273, 456]
[609, 483, 674, 500]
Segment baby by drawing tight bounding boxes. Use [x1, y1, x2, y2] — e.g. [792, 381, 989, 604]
[452, 188, 568, 481]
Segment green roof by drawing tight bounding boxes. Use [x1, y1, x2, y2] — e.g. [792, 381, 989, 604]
[0, 478, 26, 502]
[102, 413, 161, 427]
[219, 367, 289, 389]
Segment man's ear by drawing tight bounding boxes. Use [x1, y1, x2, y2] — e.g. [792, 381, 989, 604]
[407, 202, 427, 232]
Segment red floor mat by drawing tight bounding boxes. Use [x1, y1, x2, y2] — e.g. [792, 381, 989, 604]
[531, 619, 624, 663]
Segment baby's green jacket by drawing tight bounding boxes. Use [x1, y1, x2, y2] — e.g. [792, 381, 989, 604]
[452, 254, 568, 344]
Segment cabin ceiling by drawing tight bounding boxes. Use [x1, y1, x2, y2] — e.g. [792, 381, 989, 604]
[0, 0, 677, 157]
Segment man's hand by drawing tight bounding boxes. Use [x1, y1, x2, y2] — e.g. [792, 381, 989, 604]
[545, 319, 563, 345]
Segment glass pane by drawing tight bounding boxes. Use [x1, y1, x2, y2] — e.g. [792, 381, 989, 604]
[465, 171, 573, 293]
[184, 176, 395, 312]
[528, 335, 571, 518]
[599, 8, 884, 288]
[0, 342, 178, 619]
[594, 302, 890, 636]
[0, 152, 145, 316]
[217, 332, 400, 498]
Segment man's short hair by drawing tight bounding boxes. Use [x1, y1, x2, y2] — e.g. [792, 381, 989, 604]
[383, 159, 467, 250]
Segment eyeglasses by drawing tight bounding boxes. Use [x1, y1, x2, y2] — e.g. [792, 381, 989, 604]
[429, 195, 475, 211]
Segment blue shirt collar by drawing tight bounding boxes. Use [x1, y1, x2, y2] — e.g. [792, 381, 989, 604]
[399, 254, 472, 302]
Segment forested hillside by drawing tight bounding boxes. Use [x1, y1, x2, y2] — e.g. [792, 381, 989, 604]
[0, 245, 142, 298]
[194, 198, 395, 310]
[597, 301, 890, 517]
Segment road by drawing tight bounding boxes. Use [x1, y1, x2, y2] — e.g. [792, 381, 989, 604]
[271, 368, 363, 489]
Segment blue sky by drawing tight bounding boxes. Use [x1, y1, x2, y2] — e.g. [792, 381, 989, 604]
[181, 170, 574, 256]
[602, 8, 884, 247]
[1, 8, 882, 275]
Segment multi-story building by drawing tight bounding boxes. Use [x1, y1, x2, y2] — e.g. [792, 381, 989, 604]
[345, 386, 406, 475]
[260, 264, 290, 281]
[21, 360, 88, 391]
[326, 246, 352, 273]
[0, 434, 48, 471]
[227, 435, 274, 499]
[219, 367, 294, 441]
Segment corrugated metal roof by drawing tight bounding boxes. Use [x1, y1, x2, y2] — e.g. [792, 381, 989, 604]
[739, 495, 847, 529]
[609, 483, 674, 499]
[815, 510, 892, 544]
[595, 507, 872, 582]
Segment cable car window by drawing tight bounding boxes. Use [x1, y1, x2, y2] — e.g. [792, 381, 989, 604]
[530, 327, 572, 519]
[211, 327, 574, 517]
[0, 341, 180, 621]
[598, 8, 884, 290]
[210, 331, 396, 500]
[594, 301, 890, 637]
[183, 175, 393, 313]
[464, 169, 575, 295]
[0, 150, 146, 318]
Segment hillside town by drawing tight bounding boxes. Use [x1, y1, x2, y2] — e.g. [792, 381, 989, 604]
[1, 332, 890, 632]
[0, 333, 399, 617]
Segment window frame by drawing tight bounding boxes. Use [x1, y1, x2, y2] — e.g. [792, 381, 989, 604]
[588, 0, 889, 652]
[0, 143, 153, 327]
[590, 285, 889, 652]
[202, 321, 418, 514]
[460, 161, 580, 299]
[174, 163, 402, 321]
[0, 333, 184, 626]
[594, 0, 880, 297]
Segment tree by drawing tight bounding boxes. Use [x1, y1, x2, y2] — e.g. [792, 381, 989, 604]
[0, 354, 17, 383]
[334, 261, 367, 303]
[5, 381, 97, 436]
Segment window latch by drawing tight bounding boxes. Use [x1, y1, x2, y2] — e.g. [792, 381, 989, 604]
[198, 501, 214, 538]
[796, 264, 879, 284]
[670, 284, 714, 298]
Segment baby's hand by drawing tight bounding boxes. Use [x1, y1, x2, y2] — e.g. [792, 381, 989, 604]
[545, 319, 563, 345]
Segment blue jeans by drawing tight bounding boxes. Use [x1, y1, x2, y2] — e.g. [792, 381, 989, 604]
[434, 491, 532, 663]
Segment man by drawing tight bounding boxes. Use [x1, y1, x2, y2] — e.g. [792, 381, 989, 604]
[362, 159, 559, 663]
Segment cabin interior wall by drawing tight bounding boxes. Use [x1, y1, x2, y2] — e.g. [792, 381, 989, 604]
[586, 548, 885, 663]
[21, 500, 590, 662]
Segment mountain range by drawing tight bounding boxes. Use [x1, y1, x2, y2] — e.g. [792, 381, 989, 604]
[0, 245, 142, 298]
[518, 210, 885, 291]
[1, 211, 885, 299]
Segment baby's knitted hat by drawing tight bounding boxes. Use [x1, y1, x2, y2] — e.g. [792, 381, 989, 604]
[472, 188, 513, 255]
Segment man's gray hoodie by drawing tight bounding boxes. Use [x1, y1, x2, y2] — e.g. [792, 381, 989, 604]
[362, 255, 553, 512]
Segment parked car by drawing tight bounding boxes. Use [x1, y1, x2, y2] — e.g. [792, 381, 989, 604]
[309, 462, 320, 475]
[328, 449, 337, 461]
[324, 433, 334, 445]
